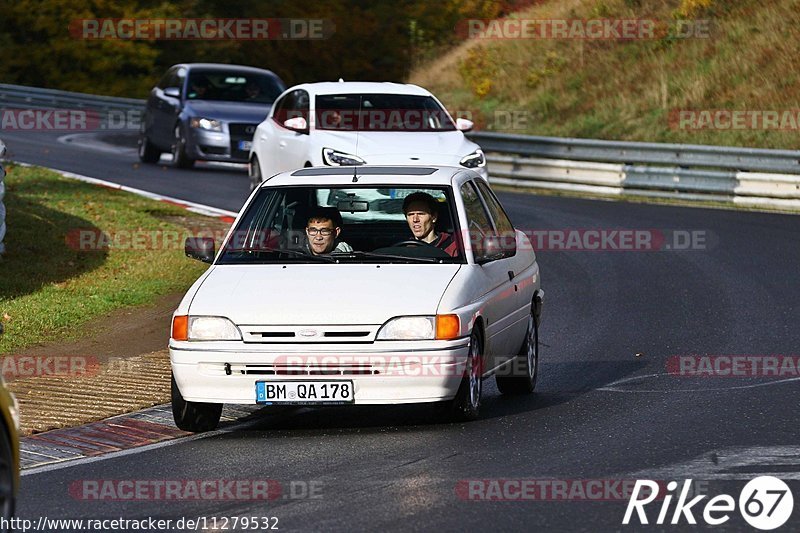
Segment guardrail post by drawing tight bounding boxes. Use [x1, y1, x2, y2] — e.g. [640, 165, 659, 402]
[0, 140, 5, 257]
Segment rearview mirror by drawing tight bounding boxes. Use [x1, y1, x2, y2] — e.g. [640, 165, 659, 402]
[164, 87, 181, 99]
[185, 237, 215, 264]
[337, 199, 369, 213]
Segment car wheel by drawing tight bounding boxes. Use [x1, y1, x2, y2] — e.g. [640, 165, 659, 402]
[138, 134, 161, 164]
[0, 424, 15, 526]
[249, 157, 262, 191]
[496, 306, 539, 395]
[171, 374, 222, 432]
[171, 125, 195, 169]
[450, 329, 483, 421]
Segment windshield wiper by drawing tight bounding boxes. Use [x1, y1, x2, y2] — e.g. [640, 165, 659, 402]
[338, 251, 441, 263]
[228, 247, 339, 263]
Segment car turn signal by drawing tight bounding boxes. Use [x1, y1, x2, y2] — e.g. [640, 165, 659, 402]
[172, 315, 189, 341]
[435, 314, 460, 340]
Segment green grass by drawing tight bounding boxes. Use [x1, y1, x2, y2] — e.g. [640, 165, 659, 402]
[410, 0, 800, 149]
[0, 165, 211, 354]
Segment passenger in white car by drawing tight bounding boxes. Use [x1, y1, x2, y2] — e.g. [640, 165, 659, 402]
[304, 207, 354, 255]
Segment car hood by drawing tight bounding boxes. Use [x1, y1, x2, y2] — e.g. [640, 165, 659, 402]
[184, 100, 273, 123]
[188, 264, 461, 325]
[313, 130, 479, 162]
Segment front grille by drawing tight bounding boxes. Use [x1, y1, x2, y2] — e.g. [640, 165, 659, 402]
[237, 364, 380, 376]
[229, 123, 258, 160]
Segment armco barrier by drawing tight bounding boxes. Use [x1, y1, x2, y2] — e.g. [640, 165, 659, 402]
[0, 140, 6, 256]
[469, 132, 800, 210]
[1, 83, 799, 210]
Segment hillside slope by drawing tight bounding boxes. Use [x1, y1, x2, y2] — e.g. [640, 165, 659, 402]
[409, 0, 800, 149]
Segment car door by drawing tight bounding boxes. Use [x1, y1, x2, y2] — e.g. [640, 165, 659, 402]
[474, 179, 530, 367]
[459, 180, 518, 370]
[151, 67, 185, 147]
[271, 89, 310, 172]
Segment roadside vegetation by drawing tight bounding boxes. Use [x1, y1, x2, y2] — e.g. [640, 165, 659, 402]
[0, 166, 218, 354]
[410, 0, 800, 149]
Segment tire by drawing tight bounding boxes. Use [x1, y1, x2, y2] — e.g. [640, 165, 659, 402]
[0, 424, 15, 529]
[496, 307, 539, 395]
[171, 374, 222, 432]
[450, 329, 484, 421]
[249, 157, 262, 191]
[138, 134, 161, 164]
[171, 125, 195, 169]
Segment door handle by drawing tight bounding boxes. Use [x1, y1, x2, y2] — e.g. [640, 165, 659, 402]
[279, 141, 287, 148]
[507, 270, 515, 281]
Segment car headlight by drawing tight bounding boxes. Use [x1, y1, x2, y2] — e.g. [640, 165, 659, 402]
[172, 315, 241, 341]
[322, 148, 366, 166]
[190, 117, 223, 132]
[376, 315, 460, 340]
[460, 149, 486, 169]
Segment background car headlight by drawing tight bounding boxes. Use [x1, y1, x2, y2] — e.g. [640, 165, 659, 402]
[377, 316, 435, 340]
[188, 316, 241, 341]
[322, 148, 366, 166]
[460, 149, 486, 168]
[190, 117, 223, 132]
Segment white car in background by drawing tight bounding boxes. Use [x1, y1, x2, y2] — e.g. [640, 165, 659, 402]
[171, 165, 542, 432]
[247, 82, 488, 189]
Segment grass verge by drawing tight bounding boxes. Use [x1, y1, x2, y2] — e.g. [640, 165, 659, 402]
[0, 165, 220, 355]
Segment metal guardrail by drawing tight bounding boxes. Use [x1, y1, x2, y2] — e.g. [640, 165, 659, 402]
[468, 132, 800, 209]
[468, 131, 800, 175]
[0, 83, 144, 117]
[0, 83, 798, 210]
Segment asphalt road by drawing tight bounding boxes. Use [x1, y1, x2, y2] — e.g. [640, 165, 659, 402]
[5, 131, 799, 531]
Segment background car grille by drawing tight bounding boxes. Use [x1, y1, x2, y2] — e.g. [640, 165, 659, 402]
[229, 123, 258, 160]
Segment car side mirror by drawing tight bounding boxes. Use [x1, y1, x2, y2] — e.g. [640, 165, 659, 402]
[185, 237, 215, 264]
[476, 234, 515, 265]
[283, 116, 308, 133]
[164, 87, 181, 99]
[456, 118, 474, 132]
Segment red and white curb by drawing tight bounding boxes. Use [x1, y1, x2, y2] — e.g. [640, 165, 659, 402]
[21, 404, 262, 474]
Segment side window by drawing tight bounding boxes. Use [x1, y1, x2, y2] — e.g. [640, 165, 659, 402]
[157, 69, 175, 90]
[475, 180, 516, 255]
[460, 181, 494, 261]
[271, 92, 292, 124]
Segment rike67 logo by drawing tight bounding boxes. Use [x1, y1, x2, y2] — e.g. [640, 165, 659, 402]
[623, 477, 794, 530]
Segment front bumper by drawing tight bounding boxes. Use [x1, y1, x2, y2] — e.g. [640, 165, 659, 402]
[186, 126, 253, 163]
[171, 342, 470, 405]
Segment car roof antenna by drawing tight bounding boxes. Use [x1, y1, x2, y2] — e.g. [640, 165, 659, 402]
[352, 94, 362, 183]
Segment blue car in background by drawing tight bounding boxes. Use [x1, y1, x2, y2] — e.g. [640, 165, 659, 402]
[139, 63, 285, 169]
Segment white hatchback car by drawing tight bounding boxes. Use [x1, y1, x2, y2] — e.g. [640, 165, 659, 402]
[247, 82, 488, 190]
[171, 166, 542, 432]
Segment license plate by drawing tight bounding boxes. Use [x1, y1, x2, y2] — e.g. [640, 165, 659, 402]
[255, 380, 354, 405]
[238, 140, 252, 151]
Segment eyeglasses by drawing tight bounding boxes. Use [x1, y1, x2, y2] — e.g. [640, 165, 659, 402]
[306, 227, 334, 236]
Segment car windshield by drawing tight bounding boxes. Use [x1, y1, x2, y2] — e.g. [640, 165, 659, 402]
[217, 185, 465, 264]
[314, 94, 456, 132]
[186, 70, 283, 103]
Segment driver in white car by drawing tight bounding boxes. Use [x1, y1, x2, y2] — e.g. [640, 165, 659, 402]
[402, 192, 458, 257]
[304, 207, 354, 255]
